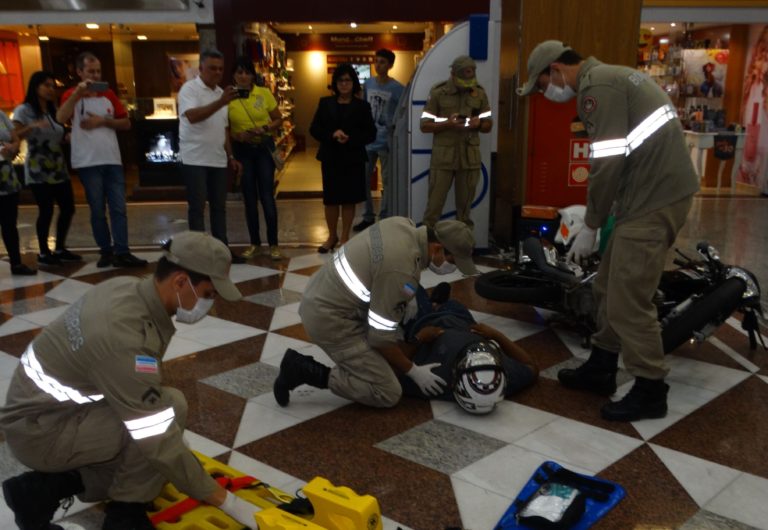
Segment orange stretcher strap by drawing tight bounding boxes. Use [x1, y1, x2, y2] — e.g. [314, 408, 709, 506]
[149, 475, 260, 525]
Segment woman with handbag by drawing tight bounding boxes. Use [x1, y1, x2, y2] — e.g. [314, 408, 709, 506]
[309, 64, 376, 252]
[228, 57, 284, 260]
[0, 110, 36, 275]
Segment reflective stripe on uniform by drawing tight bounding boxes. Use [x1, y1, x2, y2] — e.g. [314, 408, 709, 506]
[368, 310, 399, 331]
[21, 345, 104, 404]
[124, 407, 175, 440]
[589, 104, 677, 159]
[420, 111, 448, 123]
[333, 246, 371, 303]
[478, 110, 492, 119]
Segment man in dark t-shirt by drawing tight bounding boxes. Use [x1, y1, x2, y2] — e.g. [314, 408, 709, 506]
[399, 286, 538, 402]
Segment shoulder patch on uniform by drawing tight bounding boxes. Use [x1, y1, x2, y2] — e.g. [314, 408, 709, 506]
[135, 355, 159, 374]
[582, 96, 597, 114]
[142, 387, 161, 405]
[402, 282, 417, 298]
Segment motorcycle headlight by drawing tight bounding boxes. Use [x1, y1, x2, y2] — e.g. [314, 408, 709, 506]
[727, 267, 760, 300]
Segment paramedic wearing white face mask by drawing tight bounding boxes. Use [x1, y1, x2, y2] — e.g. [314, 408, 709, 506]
[274, 217, 478, 409]
[517, 40, 699, 423]
[0, 231, 262, 530]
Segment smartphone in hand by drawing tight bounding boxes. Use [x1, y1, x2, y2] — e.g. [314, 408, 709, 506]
[89, 81, 109, 92]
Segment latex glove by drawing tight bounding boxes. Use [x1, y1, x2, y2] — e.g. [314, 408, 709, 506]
[566, 225, 597, 266]
[406, 363, 446, 396]
[220, 491, 260, 530]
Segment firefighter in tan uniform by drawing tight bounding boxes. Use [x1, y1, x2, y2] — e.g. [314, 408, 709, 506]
[0, 232, 261, 530]
[518, 41, 699, 422]
[420, 55, 493, 229]
[273, 217, 478, 408]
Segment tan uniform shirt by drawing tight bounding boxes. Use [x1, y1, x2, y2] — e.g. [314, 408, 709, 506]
[0, 277, 219, 500]
[308, 217, 430, 348]
[576, 57, 700, 228]
[421, 79, 491, 170]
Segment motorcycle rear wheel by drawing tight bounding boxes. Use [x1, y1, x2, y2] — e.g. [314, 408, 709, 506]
[474, 269, 562, 304]
[662, 277, 746, 353]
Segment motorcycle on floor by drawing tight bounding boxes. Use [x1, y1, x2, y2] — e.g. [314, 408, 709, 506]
[475, 236, 765, 353]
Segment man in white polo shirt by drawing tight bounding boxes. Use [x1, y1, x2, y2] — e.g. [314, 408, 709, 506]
[57, 51, 147, 269]
[178, 49, 245, 263]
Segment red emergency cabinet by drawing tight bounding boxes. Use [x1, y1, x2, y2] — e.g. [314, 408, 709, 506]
[525, 95, 590, 207]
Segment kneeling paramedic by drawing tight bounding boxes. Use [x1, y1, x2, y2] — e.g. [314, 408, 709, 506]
[0, 231, 262, 530]
[274, 217, 478, 408]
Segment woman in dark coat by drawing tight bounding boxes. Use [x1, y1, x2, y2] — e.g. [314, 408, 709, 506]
[310, 64, 376, 252]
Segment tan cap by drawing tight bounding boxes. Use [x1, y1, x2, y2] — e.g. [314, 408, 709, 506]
[434, 220, 478, 275]
[162, 231, 242, 301]
[517, 40, 572, 96]
[451, 55, 476, 72]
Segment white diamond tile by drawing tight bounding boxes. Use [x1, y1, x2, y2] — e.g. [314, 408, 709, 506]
[0, 316, 40, 337]
[18, 305, 69, 327]
[249, 386, 351, 422]
[0, 268, 66, 289]
[665, 355, 751, 394]
[228, 451, 305, 493]
[269, 307, 303, 330]
[232, 401, 303, 447]
[281, 272, 310, 293]
[286, 252, 328, 272]
[163, 336, 206, 361]
[259, 333, 312, 364]
[439, 401, 559, 444]
[705, 472, 768, 529]
[481, 315, 545, 341]
[229, 264, 281, 283]
[451, 475, 514, 530]
[174, 316, 264, 347]
[184, 430, 230, 458]
[44, 279, 93, 304]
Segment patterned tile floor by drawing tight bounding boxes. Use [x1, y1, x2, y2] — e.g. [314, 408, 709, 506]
[0, 196, 767, 529]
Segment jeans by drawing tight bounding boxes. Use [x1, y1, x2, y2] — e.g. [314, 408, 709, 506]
[362, 148, 391, 222]
[182, 164, 229, 245]
[233, 141, 278, 246]
[78, 165, 129, 255]
[29, 181, 76, 253]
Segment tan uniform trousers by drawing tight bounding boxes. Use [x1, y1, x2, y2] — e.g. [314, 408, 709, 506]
[591, 195, 693, 380]
[422, 168, 480, 228]
[6, 386, 188, 503]
[299, 271, 402, 408]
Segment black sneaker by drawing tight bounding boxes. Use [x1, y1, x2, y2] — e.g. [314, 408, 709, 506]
[102, 501, 154, 530]
[53, 249, 83, 262]
[10, 264, 37, 276]
[97, 253, 113, 268]
[353, 219, 375, 232]
[37, 253, 63, 266]
[113, 253, 148, 268]
[2, 470, 82, 530]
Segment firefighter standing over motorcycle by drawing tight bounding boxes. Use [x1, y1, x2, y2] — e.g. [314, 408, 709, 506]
[518, 41, 700, 422]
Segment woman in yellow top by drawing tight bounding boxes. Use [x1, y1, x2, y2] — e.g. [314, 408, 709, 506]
[228, 57, 284, 260]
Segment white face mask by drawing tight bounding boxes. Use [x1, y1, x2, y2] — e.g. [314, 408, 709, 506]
[429, 260, 457, 275]
[175, 279, 214, 324]
[543, 69, 576, 103]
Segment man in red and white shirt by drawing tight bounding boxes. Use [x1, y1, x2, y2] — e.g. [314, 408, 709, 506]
[57, 52, 146, 269]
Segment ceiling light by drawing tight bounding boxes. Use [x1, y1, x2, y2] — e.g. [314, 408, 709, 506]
[86, 23, 99, 29]
[308, 25, 313, 30]
[650, 26, 655, 31]
[137, 35, 148, 40]
[38, 35, 49, 41]
[80, 36, 92, 40]
[660, 38, 669, 44]
[392, 25, 398, 30]
[670, 22, 676, 27]
[350, 22, 357, 28]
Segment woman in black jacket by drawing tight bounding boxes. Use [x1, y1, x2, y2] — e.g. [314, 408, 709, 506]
[310, 64, 376, 252]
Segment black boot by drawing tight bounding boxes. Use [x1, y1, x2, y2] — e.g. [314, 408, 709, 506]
[102, 501, 154, 530]
[558, 346, 619, 396]
[2, 470, 83, 530]
[273, 349, 330, 407]
[601, 377, 669, 422]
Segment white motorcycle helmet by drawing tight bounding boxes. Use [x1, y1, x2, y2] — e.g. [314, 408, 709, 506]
[452, 341, 507, 415]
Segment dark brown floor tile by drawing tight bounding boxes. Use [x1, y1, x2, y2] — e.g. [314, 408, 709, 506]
[210, 299, 274, 331]
[513, 378, 641, 439]
[291, 265, 322, 277]
[669, 339, 748, 372]
[164, 334, 268, 384]
[650, 376, 768, 480]
[235, 275, 283, 297]
[177, 381, 246, 448]
[272, 322, 311, 343]
[0, 280, 63, 304]
[0, 329, 43, 357]
[449, 277, 547, 325]
[595, 444, 698, 529]
[75, 267, 152, 285]
[515, 329, 575, 371]
[236, 399, 462, 528]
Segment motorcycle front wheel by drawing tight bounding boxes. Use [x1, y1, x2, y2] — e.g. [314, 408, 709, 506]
[474, 269, 562, 304]
[662, 276, 746, 353]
